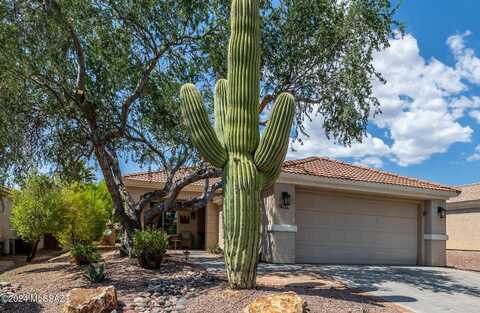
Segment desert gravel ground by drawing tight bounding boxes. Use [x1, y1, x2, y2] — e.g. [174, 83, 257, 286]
[184, 283, 405, 313]
[0, 251, 405, 313]
[447, 250, 480, 272]
[0, 251, 206, 313]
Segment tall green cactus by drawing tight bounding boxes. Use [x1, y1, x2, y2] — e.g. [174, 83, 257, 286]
[180, 0, 295, 289]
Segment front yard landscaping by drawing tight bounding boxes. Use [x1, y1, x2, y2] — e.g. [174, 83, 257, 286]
[0, 250, 407, 313]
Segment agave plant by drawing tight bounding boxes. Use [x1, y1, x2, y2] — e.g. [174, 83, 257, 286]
[84, 263, 107, 283]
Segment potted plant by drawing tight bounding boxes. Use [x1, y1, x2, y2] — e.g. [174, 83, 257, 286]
[70, 243, 101, 265]
[133, 229, 168, 269]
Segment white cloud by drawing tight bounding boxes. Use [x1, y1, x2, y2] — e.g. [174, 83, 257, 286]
[289, 32, 479, 167]
[354, 157, 384, 168]
[469, 110, 480, 123]
[451, 96, 480, 119]
[467, 145, 480, 161]
[289, 116, 391, 161]
[448, 31, 480, 84]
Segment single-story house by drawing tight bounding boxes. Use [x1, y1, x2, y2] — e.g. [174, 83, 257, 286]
[124, 156, 459, 266]
[446, 183, 480, 251]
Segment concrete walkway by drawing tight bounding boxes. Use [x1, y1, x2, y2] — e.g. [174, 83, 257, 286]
[188, 252, 480, 313]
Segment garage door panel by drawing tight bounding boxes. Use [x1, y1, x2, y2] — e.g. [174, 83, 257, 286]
[297, 227, 417, 249]
[297, 193, 417, 219]
[295, 191, 418, 265]
[296, 244, 416, 264]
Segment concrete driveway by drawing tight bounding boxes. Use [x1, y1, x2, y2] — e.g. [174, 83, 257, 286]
[188, 252, 480, 313]
[317, 265, 480, 313]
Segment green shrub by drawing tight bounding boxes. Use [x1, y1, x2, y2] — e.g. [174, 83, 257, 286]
[207, 245, 224, 255]
[133, 229, 168, 254]
[58, 182, 112, 248]
[133, 229, 168, 269]
[70, 244, 101, 265]
[84, 263, 107, 283]
[10, 174, 68, 262]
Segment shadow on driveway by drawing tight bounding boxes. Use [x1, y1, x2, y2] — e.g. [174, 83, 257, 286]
[315, 265, 480, 297]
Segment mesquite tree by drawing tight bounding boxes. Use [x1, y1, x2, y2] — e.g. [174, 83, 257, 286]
[181, 0, 294, 289]
[1, 0, 401, 257]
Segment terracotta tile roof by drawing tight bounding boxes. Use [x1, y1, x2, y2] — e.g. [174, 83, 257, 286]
[447, 183, 480, 203]
[123, 168, 220, 186]
[282, 157, 458, 193]
[124, 156, 458, 193]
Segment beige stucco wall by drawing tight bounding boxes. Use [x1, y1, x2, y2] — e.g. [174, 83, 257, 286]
[0, 193, 14, 254]
[446, 209, 480, 251]
[423, 200, 448, 266]
[125, 184, 219, 250]
[262, 183, 297, 264]
[205, 202, 219, 249]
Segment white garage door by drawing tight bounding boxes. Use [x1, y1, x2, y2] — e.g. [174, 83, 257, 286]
[296, 190, 418, 265]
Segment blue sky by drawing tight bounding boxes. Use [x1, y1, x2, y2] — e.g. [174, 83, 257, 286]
[288, 0, 480, 186]
[121, 1, 480, 187]
[390, 0, 480, 185]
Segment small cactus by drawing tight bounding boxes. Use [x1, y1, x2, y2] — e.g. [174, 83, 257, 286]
[180, 0, 294, 289]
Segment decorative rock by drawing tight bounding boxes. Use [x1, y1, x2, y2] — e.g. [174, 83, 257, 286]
[63, 286, 117, 313]
[134, 297, 148, 304]
[243, 292, 307, 313]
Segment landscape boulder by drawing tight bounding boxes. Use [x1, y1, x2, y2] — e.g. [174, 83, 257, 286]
[243, 292, 307, 313]
[63, 286, 117, 313]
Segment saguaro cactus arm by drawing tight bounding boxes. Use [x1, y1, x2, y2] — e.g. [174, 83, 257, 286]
[214, 79, 228, 146]
[226, 0, 261, 153]
[180, 84, 227, 168]
[254, 92, 295, 173]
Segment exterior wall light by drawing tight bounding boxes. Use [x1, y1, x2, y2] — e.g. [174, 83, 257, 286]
[281, 191, 291, 207]
[437, 206, 447, 219]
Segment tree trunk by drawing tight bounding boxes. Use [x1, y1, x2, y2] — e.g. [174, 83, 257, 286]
[119, 230, 134, 257]
[26, 239, 40, 263]
[93, 143, 139, 257]
[223, 156, 262, 289]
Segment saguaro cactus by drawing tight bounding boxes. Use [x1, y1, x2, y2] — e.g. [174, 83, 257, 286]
[180, 0, 295, 289]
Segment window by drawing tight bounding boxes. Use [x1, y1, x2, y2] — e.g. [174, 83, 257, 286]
[152, 202, 177, 235]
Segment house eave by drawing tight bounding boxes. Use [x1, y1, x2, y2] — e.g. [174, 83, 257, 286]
[123, 179, 213, 194]
[447, 199, 480, 210]
[277, 172, 458, 200]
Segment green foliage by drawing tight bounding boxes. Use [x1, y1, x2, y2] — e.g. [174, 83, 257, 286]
[84, 263, 108, 283]
[0, 0, 401, 185]
[70, 243, 102, 265]
[58, 182, 113, 248]
[10, 175, 68, 244]
[206, 0, 402, 145]
[0, 0, 216, 185]
[133, 229, 168, 255]
[207, 245, 224, 255]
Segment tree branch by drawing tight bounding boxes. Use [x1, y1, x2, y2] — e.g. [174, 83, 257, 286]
[258, 94, 274, 114]
[145, 180, 223, 223]
[47, 0, 86, 96]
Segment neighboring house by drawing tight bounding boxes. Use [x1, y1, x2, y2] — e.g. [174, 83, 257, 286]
[124, 156, 459, 266]
[0, 187, 48, 255]
[0, 186, 15, 255]
[446, 183, 480, 251]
